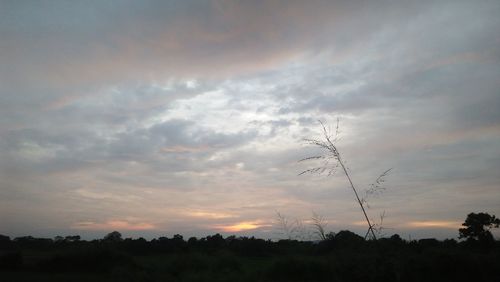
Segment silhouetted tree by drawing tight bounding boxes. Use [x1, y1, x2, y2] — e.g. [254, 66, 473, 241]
[65, 235, 81, 242]
[103, 231, 123, 242]
[0, 234, 11, 249]
[187, 236, 198, 247]
[335, 230, 364, 244]
[459, 212, 500, 242]
[0, 234, 10, 242]
[172, 234, 184, 242]
[389, 234, 402, 242]
[206, 233, 225, 248]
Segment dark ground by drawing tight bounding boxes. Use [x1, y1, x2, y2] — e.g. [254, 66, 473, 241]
[1, 231, 499, 282]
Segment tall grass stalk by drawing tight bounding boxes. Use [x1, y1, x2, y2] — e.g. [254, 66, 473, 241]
[299, 119, 378, 240]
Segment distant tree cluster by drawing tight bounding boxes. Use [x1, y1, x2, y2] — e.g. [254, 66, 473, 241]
[1, 213, 499, 281]
[1, 228, 500, 282]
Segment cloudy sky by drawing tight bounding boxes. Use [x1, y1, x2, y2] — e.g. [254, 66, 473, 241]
[1, 0, 499, 240]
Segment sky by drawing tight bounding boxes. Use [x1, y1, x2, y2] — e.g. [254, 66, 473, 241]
[1, 0, 500, 240]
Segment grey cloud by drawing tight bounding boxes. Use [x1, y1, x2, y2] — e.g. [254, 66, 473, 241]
[0, 114, 260, 181]
[0, 0, 439, 86]
[149, 119, 258, 153]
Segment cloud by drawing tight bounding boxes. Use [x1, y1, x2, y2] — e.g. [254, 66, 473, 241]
[72, 220, 156, 231]
[160, 145, 211, 154]
[75, 189, 142, 203]
[0, 0, 443, 89]
[185, 210, 237, 220]
[213, 221, 272, 233]
[405, 221, 462, 229]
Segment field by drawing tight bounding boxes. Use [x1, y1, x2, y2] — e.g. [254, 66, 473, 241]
[1, 232, 499, 282]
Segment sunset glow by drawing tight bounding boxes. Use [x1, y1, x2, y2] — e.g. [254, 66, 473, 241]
[406, 221, 462, 229]
[185, 211, 237, 220]
[72, 220, 156, 231]
[215, 221, 271, 233]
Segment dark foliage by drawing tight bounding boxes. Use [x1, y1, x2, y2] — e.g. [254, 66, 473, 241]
[36, 249, 137, 273]
[459, 212, 500, 244]
[1, 230, 499, 282]
[103, 231, 123, 242]
[0, 252, 23, 270]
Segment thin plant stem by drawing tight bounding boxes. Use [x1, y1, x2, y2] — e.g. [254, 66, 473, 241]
[338, 154, 377, 240]
[300, 119, 378, 240]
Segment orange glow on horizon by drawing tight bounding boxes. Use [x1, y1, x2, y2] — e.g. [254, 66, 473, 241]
[215, 221, 271, 232]
[406, 221, 461, 229]
[186, 210, 236, 219]
[71, 220, 156, 231]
